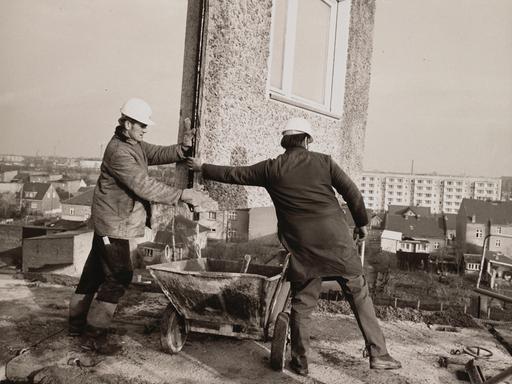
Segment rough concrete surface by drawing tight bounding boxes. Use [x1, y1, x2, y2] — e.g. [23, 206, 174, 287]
[175, 0, 376, 210]
[2, 273, 511, 384]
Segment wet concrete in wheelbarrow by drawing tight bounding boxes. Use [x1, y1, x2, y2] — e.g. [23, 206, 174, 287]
[2, 274, 512, 384]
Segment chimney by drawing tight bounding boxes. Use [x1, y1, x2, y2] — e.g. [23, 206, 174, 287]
[471, 214, 476, 223]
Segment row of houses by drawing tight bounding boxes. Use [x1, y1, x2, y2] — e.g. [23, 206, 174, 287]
[379, 199, 512, 294]
[0, 170, 91, 218]
[0, 157, 102, 169]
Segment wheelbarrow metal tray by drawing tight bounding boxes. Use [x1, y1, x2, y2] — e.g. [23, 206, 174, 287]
[148, 258, 285, 339]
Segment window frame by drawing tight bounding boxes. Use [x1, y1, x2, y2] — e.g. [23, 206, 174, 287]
[268, 0, 352, 118]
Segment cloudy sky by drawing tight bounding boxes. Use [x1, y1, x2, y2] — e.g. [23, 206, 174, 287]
[1, 0, 511, 177]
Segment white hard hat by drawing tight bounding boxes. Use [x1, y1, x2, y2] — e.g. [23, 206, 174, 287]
[282, 117, 314, 143]
[120, 98, 155, 126]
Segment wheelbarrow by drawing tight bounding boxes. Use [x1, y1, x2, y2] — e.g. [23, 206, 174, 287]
[147, 254, 291, 371]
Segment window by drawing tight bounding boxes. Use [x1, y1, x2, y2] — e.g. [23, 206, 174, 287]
[467, 263, 480, 271]
[497, 226, 502, 234]
[69, 208, 75, 215]
[208, 212, 217, 220]
[227, 229, 238, 239]
[434, 242, 440, 249]
[475, 229, 483, 238]
[495, 239, 501, 247]
[30, 202, 37, 209]
[228, 211, 238, 220]
[269, 0, 351, 116]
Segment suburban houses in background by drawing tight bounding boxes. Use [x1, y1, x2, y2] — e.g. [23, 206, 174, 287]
[0, 153, 511, 304]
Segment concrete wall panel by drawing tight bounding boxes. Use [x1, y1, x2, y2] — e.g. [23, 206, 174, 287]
[176, 0, 376, 210]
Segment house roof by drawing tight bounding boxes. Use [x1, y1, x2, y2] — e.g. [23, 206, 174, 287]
[23, 183, 51, 200]
[381, 230, 402, 241]
[29, 218, 88, 230]
[387, 205, 432, 217]
[459, 198, 512, 225]
[171, 215, 210, 234]
[486, 251, 512, 267]
[463, 254, 483, 263]
[444, 213, 457, 230]
[62, 188, 94, 206]
[386, 214, 445, 239]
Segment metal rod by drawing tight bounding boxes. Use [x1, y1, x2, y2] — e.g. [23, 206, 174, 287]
[474, 288, 512, 304]
[482, 366, 512, 384]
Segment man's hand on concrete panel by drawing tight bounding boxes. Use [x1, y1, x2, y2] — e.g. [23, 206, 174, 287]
[185, 157, 203, 172]
[181, 117, 196, 151]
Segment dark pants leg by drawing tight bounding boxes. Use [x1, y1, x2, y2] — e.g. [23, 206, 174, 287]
[75, 233, 133, 304]
[290, 278, 323, 367]
[336, 274, 388, 357]
[71, 233, 133, 332]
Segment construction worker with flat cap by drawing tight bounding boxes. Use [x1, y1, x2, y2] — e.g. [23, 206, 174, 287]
[186, 117, 401, 374]
[68, 97, 208, 353]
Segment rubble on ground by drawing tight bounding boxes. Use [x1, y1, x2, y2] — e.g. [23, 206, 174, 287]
[317, 299, 479, 328]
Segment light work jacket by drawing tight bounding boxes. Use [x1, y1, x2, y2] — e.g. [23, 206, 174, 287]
[92, 129, 184, 239]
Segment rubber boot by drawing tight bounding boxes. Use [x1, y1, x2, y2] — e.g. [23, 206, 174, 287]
[68, 293, 94, 336]
[81, 300, 121, 355]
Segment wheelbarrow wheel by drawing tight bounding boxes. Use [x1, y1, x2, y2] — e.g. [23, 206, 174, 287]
[270, 312, 289, 371]
[160, 304, 188, 354]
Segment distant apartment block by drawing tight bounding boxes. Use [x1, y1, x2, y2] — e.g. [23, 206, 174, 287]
[358, 171, 502, 214]
[79, 159, 102, 169]
[0, 154, 24, 163]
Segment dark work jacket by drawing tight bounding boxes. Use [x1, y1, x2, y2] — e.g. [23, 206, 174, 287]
[202, 147, 368, 281]
[92, 129, 185, 239]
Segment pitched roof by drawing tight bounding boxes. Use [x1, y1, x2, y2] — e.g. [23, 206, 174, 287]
[23, 183, 51, 200]
[459, 198, 512, 225]
[385, 214, 445, 239]
[62, 188, 94, 206]
[444, 213, 457, 230]
[387, 205, 432, 217]
[486, 251, 512, 266]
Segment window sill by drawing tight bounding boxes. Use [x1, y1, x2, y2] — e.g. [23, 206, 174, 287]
[269, 92, 342, 120]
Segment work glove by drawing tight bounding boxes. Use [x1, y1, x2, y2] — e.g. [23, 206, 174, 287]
[353, 225, 368, 244]
[181, 118, 196, 152]
[185, 157, 203, 172]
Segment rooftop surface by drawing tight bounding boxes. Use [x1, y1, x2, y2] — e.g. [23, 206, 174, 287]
[1, 274, 511, 383]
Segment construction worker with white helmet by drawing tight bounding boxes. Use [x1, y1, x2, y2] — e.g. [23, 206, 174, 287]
[186, 117, 401, 374]
[68, 97, 208, 354]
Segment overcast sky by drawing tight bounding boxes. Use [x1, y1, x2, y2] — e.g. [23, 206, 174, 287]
[365, 0, 512, 177]
[1, 0, 511, 177]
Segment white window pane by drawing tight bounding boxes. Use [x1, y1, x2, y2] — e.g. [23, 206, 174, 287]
[292, 0, 332, 104]
[270, 0, 288, 89]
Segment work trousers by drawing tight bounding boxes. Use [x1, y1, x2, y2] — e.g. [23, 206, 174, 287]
[75, 233, 133, 304]
[290, 274, 388, 364]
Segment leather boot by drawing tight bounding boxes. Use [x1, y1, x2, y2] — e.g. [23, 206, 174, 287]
[370, 353, 402, 370]
[68, 293, 94, 336]
[80, 300, 121, 355]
